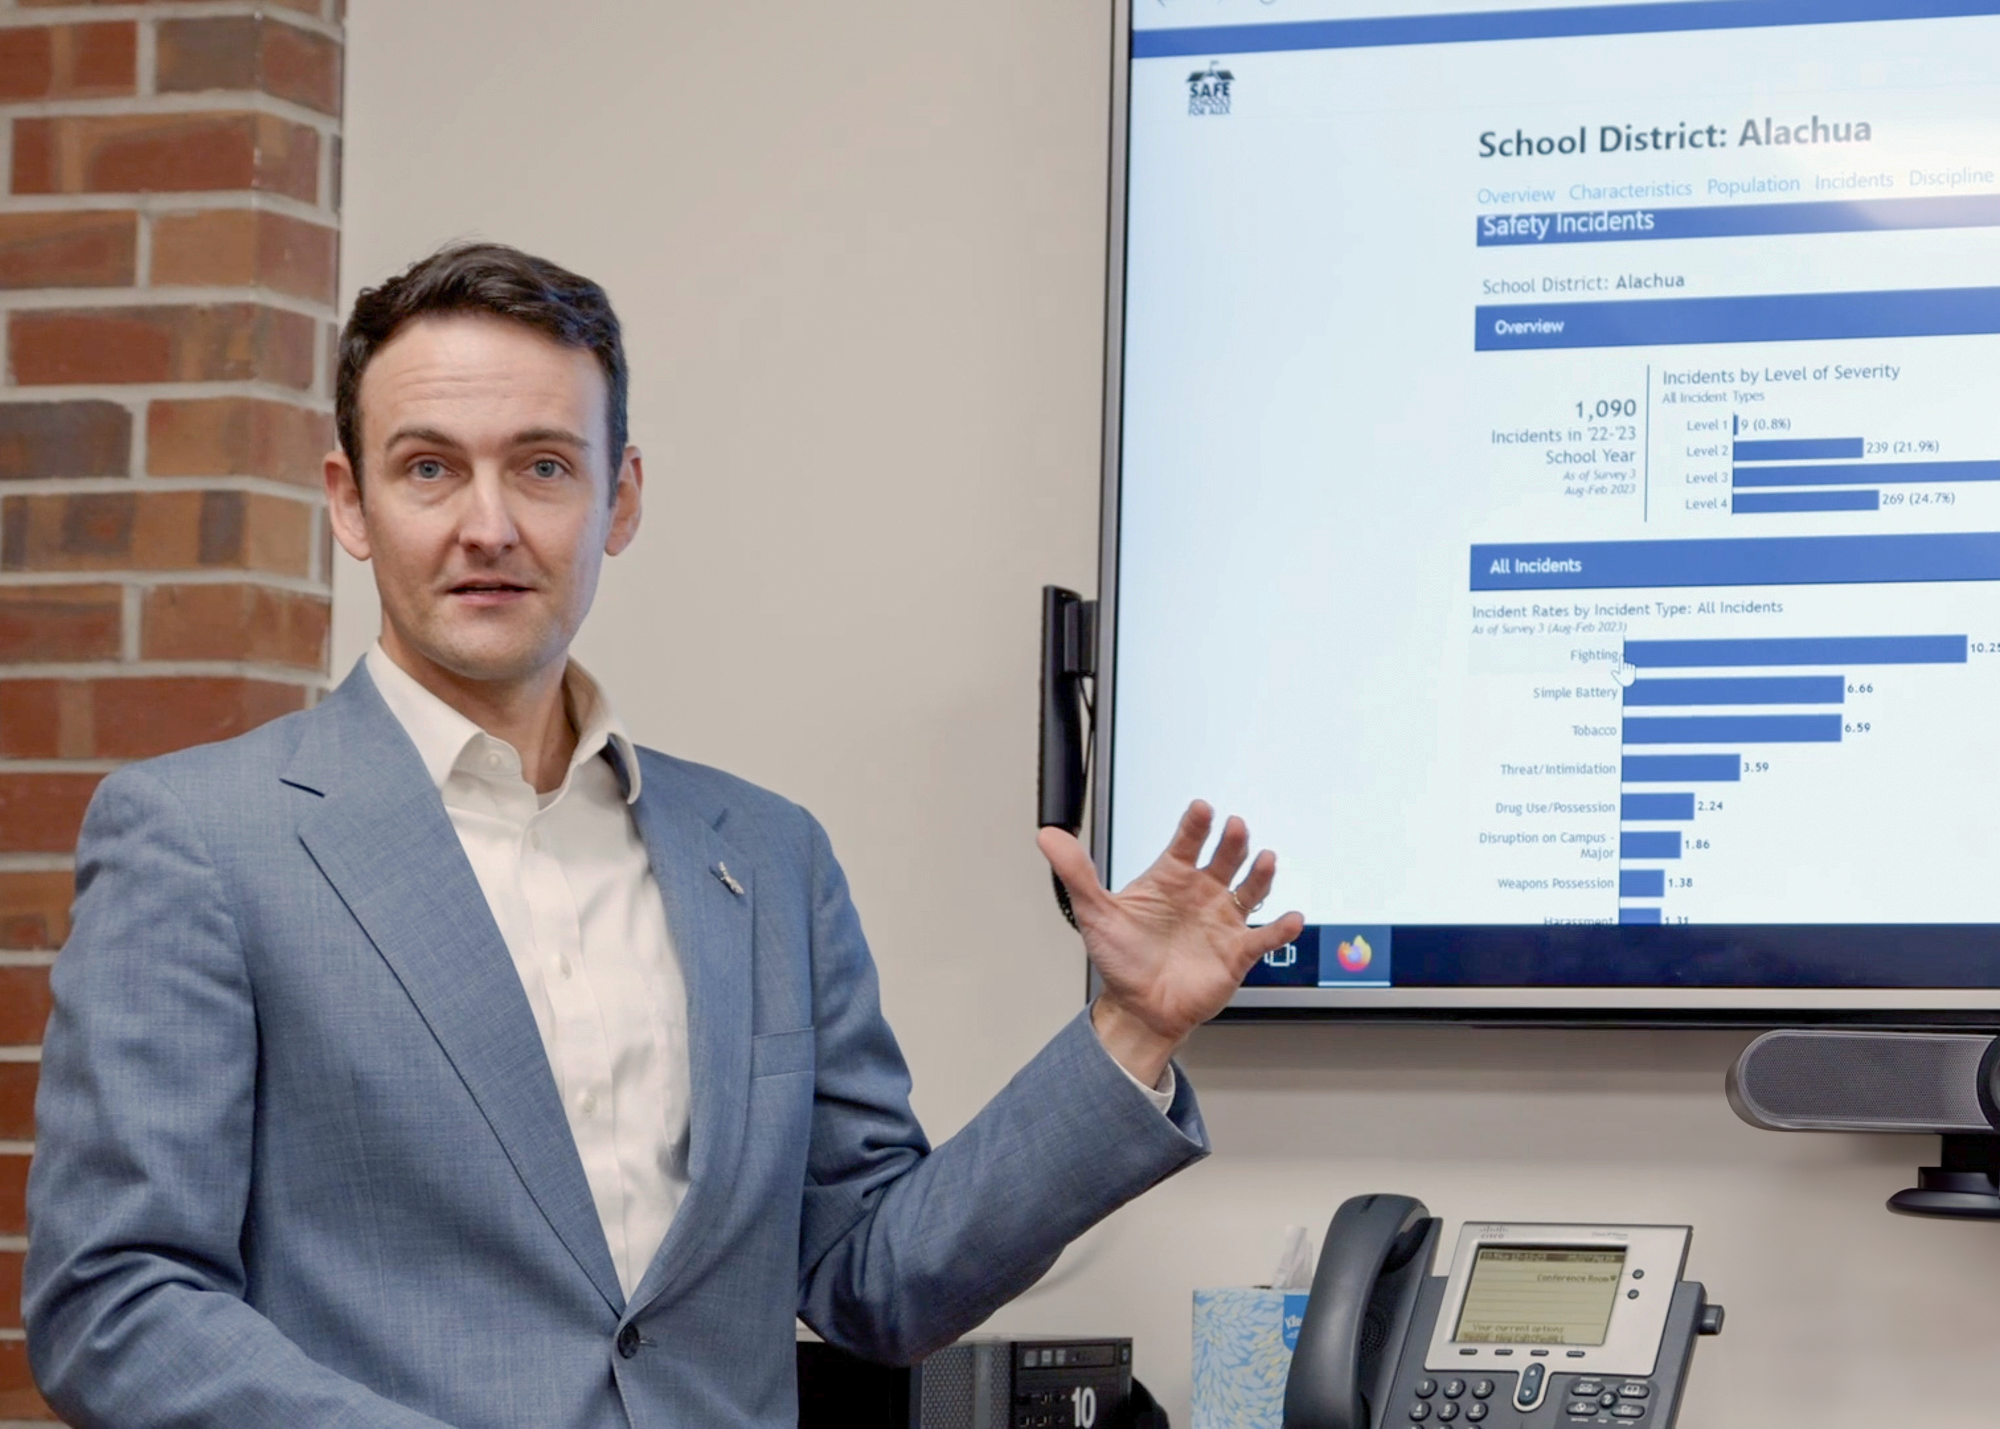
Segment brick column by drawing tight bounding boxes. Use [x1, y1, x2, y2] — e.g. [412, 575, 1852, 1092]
[0, 4, 342, 1420]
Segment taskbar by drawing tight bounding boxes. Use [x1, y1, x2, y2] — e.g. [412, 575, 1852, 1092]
[1243, 922, 2000, 993]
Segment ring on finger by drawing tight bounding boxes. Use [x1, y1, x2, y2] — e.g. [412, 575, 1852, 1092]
[1229, 887, 1265, 917]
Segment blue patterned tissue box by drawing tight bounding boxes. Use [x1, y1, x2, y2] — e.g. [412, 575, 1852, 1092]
[1192, 1288, 1310, 1428]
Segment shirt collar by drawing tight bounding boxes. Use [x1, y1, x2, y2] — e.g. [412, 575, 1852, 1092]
[365, 643, 642, 804]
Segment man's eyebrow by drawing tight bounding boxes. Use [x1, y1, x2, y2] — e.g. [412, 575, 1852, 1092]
[383, 424, 465, 450]
[380, 425, 593, 450]
[510, 427, 593, 450]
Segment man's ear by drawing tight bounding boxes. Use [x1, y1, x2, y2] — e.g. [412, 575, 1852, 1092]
[605, 445, 644, 556]
[324, 449, 372, 562]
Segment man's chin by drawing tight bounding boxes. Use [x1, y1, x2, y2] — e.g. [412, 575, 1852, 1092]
[389, 626, 568, 690]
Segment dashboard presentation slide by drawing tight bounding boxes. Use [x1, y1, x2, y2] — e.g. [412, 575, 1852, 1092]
[1108, 1, 2000, 986]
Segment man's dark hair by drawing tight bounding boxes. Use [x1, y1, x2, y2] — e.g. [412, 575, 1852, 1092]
[335, 242, 628, 487]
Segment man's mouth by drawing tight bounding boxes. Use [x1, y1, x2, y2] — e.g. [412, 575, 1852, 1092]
[447, 580, 533, 601]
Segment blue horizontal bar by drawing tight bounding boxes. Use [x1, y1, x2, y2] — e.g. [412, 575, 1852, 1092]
[1736, 460, 2000, 487]
[1735, 438, 1863, 461]
[1621, 868, 1668, 898]
[1626, 714, 1842, 743]
[1131, 1, 2000, 57]
[1470, 533, 2000, 591]
[1628, 636, 1966, 666]
[1619, 907, 1664, 926]
[1623, 792, 1696, 820]
[1625, 676, 1844, 705]
[1621, 831, 1683, 859]
[1734, 489, 1880, 513]
[1624, 754, 1742, 782]
[1476, 195, 2000, 249]
[1476, 287, 2000, 352]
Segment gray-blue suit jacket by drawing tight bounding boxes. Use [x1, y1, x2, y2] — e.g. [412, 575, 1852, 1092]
[23, 663, 1208, 1427]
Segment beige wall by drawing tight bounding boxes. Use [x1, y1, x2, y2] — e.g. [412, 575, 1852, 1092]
[336, 4, 2000, 1423]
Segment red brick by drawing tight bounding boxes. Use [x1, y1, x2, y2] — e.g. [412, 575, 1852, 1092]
[0, 1338, 55, 1421]
[0, 401, 131, 479]
[12, 111, 320, 202]
[262, 14, 341, 115]
[1, 676, 305, 760]
[159, 15, 340, 117]
[0, 209, 136, 289]
[0, 872, 72, 950]
[0, 585, 124, 664]
[0, 21, 136, 101]
[0, 1061, 35, 1138]
[10, 303, 317, 387]
[142, 583, 329, 669]
[0, 682, 64, 758]
[147, 396, 331, 485]
[0, 1153, 26, 1235]
[0, 968, 52, 1046]
[26, 0, 317, 6]
[1, 491, 313, 577]
[0, 1249, 20, 1328]
[151, 208, 337, 302]
[0, 773, 101, 853]
[0, 968, 52, 1045]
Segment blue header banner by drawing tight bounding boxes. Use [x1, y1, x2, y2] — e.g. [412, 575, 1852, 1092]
[1477, 195, 2000, 248]
[1132, 0, 2000, 59]
[1470, 533, 2000, 591]
[1475, 287, 2000, 352]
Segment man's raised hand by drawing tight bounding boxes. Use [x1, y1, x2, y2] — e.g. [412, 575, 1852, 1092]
[1036, 800, 1305, 1088]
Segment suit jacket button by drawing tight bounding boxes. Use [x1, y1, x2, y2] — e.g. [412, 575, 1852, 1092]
[616, 1324, 641, 1359]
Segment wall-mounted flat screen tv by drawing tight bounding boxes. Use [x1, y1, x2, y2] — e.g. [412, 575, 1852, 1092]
[1098, 0, 2000, 1020]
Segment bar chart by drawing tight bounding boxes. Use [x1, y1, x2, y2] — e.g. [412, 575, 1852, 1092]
[1614, 634, 1970, 924]
[1730, 422, 2000, 517]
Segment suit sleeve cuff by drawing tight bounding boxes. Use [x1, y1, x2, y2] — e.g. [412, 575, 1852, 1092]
[1111, 1053, 1176, 1114]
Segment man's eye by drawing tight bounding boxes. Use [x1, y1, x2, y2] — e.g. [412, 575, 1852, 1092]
[531, 459, 564, 479]
[412, 459, 446, 480]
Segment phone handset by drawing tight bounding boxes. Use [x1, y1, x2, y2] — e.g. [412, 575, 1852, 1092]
[1282, 1193, 1441, 1429]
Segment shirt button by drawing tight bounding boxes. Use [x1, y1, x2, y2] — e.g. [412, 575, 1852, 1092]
[485, 751, 502, 769]
[559, 959, 573, 981]
[529, 830, 544, 850]
[579, 1090, 597, 1116]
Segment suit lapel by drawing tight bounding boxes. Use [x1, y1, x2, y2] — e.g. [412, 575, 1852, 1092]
[625, 760, 754, 1314]
[285, 668, 625, 1314]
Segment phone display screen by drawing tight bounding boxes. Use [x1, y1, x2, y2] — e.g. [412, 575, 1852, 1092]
[1453, 1245, 1628, 1346]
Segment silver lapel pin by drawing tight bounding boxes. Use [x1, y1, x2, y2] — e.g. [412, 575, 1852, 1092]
[713, 862, 745, 896]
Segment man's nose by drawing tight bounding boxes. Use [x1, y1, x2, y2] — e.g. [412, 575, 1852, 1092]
[458, 470, 519, 552]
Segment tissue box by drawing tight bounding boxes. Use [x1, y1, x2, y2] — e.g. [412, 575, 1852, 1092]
[1191, 1288, 1310, 1429]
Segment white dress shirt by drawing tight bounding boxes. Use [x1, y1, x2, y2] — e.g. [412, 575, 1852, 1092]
[368, 645, 689, 1300]
[366, 644, 1174, 1303]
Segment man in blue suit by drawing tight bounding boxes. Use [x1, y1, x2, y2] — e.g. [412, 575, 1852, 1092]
[23, 245, 1302, 1427]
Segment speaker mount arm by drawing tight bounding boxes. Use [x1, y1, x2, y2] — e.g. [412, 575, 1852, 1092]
[1888, 1135, 2000, 1220]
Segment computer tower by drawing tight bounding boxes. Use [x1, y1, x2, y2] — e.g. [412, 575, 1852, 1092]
[797, 1335, 1134, 1429]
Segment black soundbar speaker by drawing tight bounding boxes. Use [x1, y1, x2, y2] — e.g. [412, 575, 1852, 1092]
[1728, 1029, 2000, 1219]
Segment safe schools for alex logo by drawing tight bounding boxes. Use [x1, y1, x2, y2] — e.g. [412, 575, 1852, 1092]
[1188, 61, 1233, 115]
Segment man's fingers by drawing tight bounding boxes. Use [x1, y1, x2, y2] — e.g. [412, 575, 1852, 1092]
[1236, 911, 1306, 970]
[1230, 848, 1278, 911]
[1037, 827, 1114, 916]
[1201, 816, 1251, 885]
[1161, 800, 1215, 866]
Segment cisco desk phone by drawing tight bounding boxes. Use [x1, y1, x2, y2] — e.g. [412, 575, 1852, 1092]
[1284, 1196, 1722, 1429]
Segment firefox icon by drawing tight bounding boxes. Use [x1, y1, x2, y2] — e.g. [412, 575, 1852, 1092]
[1334, 935, 1373, 974]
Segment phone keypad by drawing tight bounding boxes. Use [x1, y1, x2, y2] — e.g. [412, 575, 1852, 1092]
[1413, 1372, 1625, 1426]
